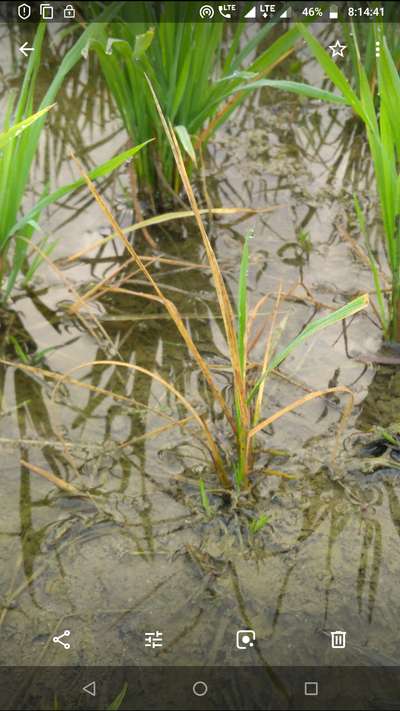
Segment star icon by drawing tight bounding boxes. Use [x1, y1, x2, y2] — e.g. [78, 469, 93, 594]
[328, 40, 347, 58]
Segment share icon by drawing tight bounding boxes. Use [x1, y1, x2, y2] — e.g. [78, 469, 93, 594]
[52, 629, 71, 650]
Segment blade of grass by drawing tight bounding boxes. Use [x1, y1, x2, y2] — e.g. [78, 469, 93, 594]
[253, 285, 282, 427]
[237, 230, 252, 378]
[231, 79, 349, 105]
[353, 195, 389, 333]
[107, 683, 128, 711]
[65, 205, 279, 264]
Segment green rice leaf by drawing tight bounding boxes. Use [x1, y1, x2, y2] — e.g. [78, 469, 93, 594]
[134, 27, 155, 58]
[249, 513, 269, 535]
[8, 141, 152, 239]
[174, 125, 197, 164]
[249, 294, 369, 400]
[107, 683, 128, 711]
[296, 23, 364, 115]
[237, 230, 252, 377]
[199, 479, 212, 515]
[0, 104, 54, 150]
[232, 78, 349, 105]
[269, 294, 369, 371]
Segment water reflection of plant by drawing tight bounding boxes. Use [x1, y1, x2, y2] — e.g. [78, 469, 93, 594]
[279, 465, 398, 626]
[0, 313, 75, 601]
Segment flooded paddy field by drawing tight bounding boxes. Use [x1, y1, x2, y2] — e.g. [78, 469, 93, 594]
[1, 20, 400, 681]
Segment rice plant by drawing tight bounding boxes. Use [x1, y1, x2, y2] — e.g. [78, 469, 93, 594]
[0, 4, 147, 301]
[246, 23, 400, 341]
[89, 4, 301, 197]
[68, 86, 369, 491]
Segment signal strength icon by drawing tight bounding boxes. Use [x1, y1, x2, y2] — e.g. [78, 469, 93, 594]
[280, 7, 292, 18]
[244, 5, 256, 18]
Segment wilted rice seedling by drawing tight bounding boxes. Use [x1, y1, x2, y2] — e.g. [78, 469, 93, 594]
[70, 86, 369, 489]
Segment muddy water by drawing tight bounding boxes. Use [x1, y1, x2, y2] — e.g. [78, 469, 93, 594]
[1, 28, 400, 671]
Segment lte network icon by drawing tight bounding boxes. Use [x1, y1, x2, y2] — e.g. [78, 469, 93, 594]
[259, 4, 275, 19]
[236, 629, 256, 649]
[218, 4, 236, 19]
[331, 630, 346, 649]
[18, 3, 31, 20]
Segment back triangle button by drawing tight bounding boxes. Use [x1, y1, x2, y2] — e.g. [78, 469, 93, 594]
[83, 681, 96, 697]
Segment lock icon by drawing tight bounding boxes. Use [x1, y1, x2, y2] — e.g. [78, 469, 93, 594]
[64, 4, 75, 19]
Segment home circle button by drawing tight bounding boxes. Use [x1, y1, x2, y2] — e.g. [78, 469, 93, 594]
[193, 680, 208, 697]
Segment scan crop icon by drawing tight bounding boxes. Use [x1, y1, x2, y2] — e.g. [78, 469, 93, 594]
[236, 629, 256, 649]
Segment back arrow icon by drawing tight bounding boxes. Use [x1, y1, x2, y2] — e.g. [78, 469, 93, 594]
[83, 681, 96, 697]
[19, 42, 34, 58]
